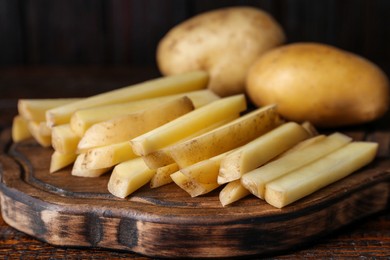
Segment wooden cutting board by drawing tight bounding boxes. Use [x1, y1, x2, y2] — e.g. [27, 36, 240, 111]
[0, 128, 389, 258]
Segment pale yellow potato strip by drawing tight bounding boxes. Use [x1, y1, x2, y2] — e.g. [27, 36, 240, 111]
[70, 89, 219, 136]
[77, 96, 195, 152]
[72, 153, 110, 177]
[142, 149, 175, 170]
[27, 121, 52, 147]
[241, 132, 352, 199]
[46, 71, 209, 127]
[168, 104, 283, 168]
[150, 163, 179, 188]
[219, 180, 251, 207]
[18, 98, 80, 122]
[171, 171, 220, 197]
[51, 124, 80, 154]
[50, 151, 77, 173]
[180, 152, 230, 184]
[265, 142, 378, 208]
[108, 158, 156, 198]
[130, 94, 247, 156]
[12, 115, 32, 142]
[218, 122, 310, 184]
[141, 115, 238, 169]
[81, 141, 138, 170]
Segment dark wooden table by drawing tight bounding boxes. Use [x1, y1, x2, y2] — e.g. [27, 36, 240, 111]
[0, 67, 389, 259]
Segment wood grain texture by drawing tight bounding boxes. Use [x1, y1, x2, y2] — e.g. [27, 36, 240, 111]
[0, 127, 389, 258]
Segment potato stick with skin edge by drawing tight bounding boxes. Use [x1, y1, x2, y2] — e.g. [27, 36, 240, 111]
[108, 158, 156, 198]
[142, 115, 239, 169]
[27, 121, 51, 147]
[18, 98, 81, 122]
[12, 115, 32, 142]
[51, 124, 80, 154]
[131, 94, 247, 156]
[271, 134, 326, 161]
[180, 151, 231, 184]
[46, 71, 209, 127]
[218, 122, 310, 185]
[170, 171, 220, 197]
[50, 151, 77, 173]
[219, 180, 251, 207]
[72, 153, 110, 177]
[77, 96, 195, 152]
[150, 163, 179, 188]
[265, 142, 378, 208]
[70, 89, 219, 137]
[81, 141, 138, 170]
[241, 132, 352, 199]
[168, 104, 283, 168]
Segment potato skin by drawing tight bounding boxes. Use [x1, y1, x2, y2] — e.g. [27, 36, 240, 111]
[246, 42, 390, 128]
[157, 6, 285, 97]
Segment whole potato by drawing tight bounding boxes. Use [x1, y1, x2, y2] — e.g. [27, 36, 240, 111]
[246, 42, 390, 128]
[157, 6, 285, 97]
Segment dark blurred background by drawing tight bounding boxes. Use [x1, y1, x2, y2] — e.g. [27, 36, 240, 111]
[1, 0, 389, 68]
[0, 0, 389, 98]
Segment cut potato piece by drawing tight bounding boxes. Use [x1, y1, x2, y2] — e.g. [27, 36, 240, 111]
[171, 171, 220, 197]
[130, 94, 246, 156]
[80, 141, 138, 170]
[77, 96, 195, 151]
[150, 163, 179, 188]
[51, 124, 80, 154]
[71, 153, 110, 177]
[241, 132, 352, 199]
[12, 115, 32, 142]
[108, 158, 156, 198]
[142, 115, 238, 169]
[168, 104, 283, 168]
[27, 121, 52, 147]
[265, 141, 378, 208]
[142, 149, 175, 170]
[70, 89, 219, 136]
[46, 71, 209, 127]
[218, 122, 310, 184]
[50, 150, 77, 173]
[180, 152, 229, 184]
[219, 180, 251, 207]
[18, 98, 80, 122]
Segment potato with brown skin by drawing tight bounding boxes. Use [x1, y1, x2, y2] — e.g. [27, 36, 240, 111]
[246, 42, 390, 128]
[157, 6, 285, 97]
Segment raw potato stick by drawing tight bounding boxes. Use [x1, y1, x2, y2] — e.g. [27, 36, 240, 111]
[79, 141, 138, 170]
[50, 151, 77, 173]
[70, 89, 219, 136]
[108, 158, 156, 198]
[180, 151, 230, 184]
[46, 71, 209, 127]
[265, 142, 378, 208]
[71, 153, 110, 177]
[51, 124, 80, 154]
[241, 132, 352, 199]
[219, 180, 251, 207]
[218, 122, 310, 184]
[77, 96, 195, 151]
[12, 115, 32, 142]
[130, 94, 247, 156]
[18, 98, 81, 122]
[27, 121, 52, 147]
[150, 163, 179, 188]
[141, 116, 238, 169]
[171, 171, 220, 197]
[168, 104, 283, 168]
